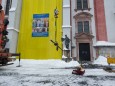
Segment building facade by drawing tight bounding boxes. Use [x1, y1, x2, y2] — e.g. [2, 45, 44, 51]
[1, 0, 115, 61]
[71, 0, 115, 61]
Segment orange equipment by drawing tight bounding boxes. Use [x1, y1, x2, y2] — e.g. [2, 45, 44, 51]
[0, 4, 20, 65]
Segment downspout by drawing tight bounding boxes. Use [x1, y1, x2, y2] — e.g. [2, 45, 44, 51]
[70, 0, 72, 57]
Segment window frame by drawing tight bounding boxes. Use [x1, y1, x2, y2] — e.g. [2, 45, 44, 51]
[77, 20, 90, 34]
[75, 0, 90, 11]
[84, 21, 89, 33]
[83, 0, 88, 9]
[77, 0, 82, 10]
[78, 21, 83, 33]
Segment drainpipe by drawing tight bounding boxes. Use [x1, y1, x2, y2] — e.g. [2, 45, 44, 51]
[70, 0, 72, 57]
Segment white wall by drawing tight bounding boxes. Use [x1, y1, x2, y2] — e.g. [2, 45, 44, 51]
[5, 29, 18, 53]
[90, 0, 97, 59]
[63, 0, 71, 51]
[71, 0, 76, 57]
[104, 0, 115, 42]
[5, 0, 22, 53]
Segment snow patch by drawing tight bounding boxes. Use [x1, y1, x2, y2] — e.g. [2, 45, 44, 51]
[94, 41, 115, 47]
[93, 56, 108, 65]
[9, 7, 16, 11]
[17, 59, 80, 68]
[62, 54, 67, 58]
[63, 47, 69, 50]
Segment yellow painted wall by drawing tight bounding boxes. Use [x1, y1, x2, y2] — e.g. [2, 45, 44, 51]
[17, 0, 62, 59]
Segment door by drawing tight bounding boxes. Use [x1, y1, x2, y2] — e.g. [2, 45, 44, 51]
[79, 43, 90, 61]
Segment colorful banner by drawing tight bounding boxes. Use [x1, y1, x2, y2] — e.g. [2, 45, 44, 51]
[17, 0, 62, 59]
[32, 14, 49, 37]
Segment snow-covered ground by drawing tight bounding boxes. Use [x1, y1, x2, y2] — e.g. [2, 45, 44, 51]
[0, 56, 115, 86]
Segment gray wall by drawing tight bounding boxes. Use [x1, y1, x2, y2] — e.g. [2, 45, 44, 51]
[104, 0, 115, 42]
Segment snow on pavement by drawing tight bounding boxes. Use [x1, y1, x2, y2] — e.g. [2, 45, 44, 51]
[0, 57, 115, 86]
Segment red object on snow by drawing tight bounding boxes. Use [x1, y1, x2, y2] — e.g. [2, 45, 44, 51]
[72, 67, 85, 75]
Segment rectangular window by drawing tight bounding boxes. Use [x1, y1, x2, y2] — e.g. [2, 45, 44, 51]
[78, 22, 83, 33]
[77, 21, 89, 33]
[77, 0, 82, 10]
[83, 0, 88, 9]
[77, 0, 88, 10]
[84, 21, 89, 33]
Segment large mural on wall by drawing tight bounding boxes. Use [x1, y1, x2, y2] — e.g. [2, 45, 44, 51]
[17, 0, 62, 59]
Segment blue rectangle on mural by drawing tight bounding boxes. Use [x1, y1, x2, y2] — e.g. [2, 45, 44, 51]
[32, 13, 49, 37]
[33, 14, 49, 18]
[32, 32, 49, 37]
